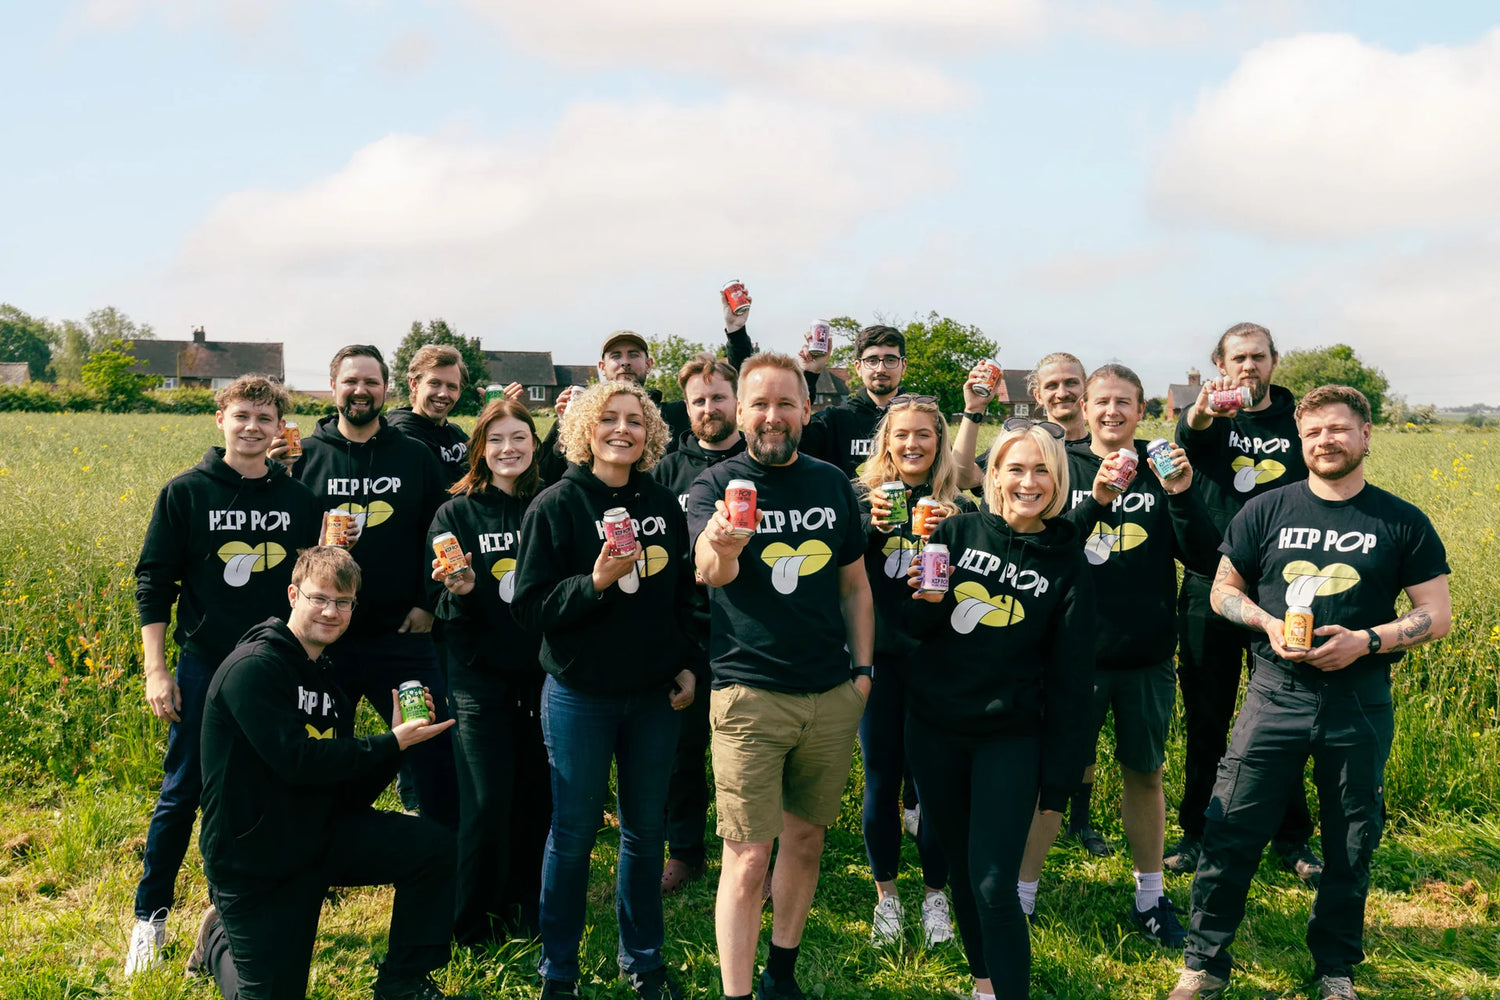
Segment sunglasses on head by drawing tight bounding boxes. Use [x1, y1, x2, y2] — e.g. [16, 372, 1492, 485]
[887, 394, 938, 407]
[1002, 416, 1066, 440]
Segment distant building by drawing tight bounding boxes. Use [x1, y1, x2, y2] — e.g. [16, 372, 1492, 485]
[1167, 368, 1203, 420]
[995, 369, 1035, 418]
[483, 350, 559, 407]
[812, 367, 851, 411]
[0, 362, 30, 386]
[132, 327, 285, 389]
[552, 364, 598, 406]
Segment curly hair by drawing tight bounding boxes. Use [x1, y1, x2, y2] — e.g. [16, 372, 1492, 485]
[215, 374, 290, 418]
[560, 381, 670, 472]
[982, 424, 1070, 521]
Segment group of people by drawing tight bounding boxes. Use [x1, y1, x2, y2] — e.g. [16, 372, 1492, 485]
[124, 291, 1452, 1000]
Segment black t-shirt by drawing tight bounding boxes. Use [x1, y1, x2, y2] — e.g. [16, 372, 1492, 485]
[686, 452, 865, 694]
[1221, 480, 1449, 684]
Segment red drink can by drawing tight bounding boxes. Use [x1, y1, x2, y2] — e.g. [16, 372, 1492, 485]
[283, 421, 302, 458]
[603, 507, 638, 558]
[919, 543, 950, 594]
[972, 360, 1002, 397]
[725, 479, 757, 537]
[322, 509, 354, 548]
[807, 320, 832, 357]
[722, 279, 751, 315]
[1210, 386, 1253, 411]
[432, 531, 467, 578]
[912, 497, 942, 539]
[1105, 448, 1138, 493]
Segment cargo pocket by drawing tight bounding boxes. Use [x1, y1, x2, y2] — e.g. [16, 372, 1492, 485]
[1204, 759, 1241, 824]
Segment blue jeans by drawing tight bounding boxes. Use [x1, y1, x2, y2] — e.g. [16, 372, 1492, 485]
[538, 676, 681, 982]
[135, 648, 214, 919]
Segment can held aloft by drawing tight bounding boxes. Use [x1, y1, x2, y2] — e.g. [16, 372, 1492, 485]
[432, 531, 467, 578]
[1105, 448, 1138, 493]
[725, 479, 758, 537]
[283, 421, 302, 459]
[484, 384, 505, 405]
[912, 497, 942, 539]
[971, 360, 1002, 397]
[882, 482, 909, 524]
[603, 507, 638, 559]
[397, 680, 430, 724]
[1210, 385, 1253, 411]
[1146, 438, 1181, 479]
[807, 320, 832, 357]
[322, 509, 354, 548]
[918, 543, 950, 594]
[722, 279, 752, 315]
[1284, 606, 1315, 651]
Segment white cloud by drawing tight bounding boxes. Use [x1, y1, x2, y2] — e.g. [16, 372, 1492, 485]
[1151, 29, 1500, 239]
[1019, 244, 1182, 292]
[380, 28, 434, 75]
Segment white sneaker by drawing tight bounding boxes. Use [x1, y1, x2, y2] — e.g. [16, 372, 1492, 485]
[123, 909, 168, 977]
[870, 894, 905, 945]
[903, 806, 921, 838]
[920, 891, 954, 946]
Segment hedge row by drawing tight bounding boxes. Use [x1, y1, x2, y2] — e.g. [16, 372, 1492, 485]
[0, 383, 334, 415]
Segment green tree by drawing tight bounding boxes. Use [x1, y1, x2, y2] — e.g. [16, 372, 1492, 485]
[390, 319, 492, 416]
[85, 307, 155, 352]
[48, 319, 90, 382]
[645, 334, 710, 402]
[1276, 343, 1390, 424]
[0, 304, 55, 380]
[81, 339, 151, 411]
[894, 313, 1001, 416]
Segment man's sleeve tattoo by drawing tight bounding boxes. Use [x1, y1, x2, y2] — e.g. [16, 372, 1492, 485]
[1389, 607, 1435, 651]
[1217, 593, 1267, 632]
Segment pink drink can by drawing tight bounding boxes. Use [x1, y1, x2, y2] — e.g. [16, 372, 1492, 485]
[807, 320, 832, 357]
[919, 543, 950, 594]
[726, 479, 757, 537]
[722, 280, 751, 315]
[972, 360, 1002, 397]
[1106, 448, 1138, 493]
[603, 507, 638, 559]
[1210, 386, 1253, 411]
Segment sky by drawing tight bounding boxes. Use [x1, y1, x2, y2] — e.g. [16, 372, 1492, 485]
[4, 1, 1499, 406]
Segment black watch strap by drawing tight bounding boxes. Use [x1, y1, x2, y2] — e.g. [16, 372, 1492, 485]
[1365, 628, 1382, 653]
[851, 665, 874, 681]
[962, 411, 986, 424]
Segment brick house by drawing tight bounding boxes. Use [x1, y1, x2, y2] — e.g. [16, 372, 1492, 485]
[132, 327, 285, 389]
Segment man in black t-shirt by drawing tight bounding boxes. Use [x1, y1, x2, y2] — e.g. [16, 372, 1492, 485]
[1168, 386, 1451, 1000]
[686, 353, 873, 1000]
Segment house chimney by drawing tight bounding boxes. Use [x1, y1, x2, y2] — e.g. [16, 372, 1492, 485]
[193, 326, 206, 344]
[1187, 367, 1200, 385]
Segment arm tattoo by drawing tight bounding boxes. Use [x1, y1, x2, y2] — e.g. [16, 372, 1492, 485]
[1389, 608, 1434, 651]
[1218, 593, 1268, 632]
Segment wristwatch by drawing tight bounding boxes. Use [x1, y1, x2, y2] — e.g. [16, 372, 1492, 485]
[851, 665, 875, 681]
[962, 411, 986, 424]
[1365, 628, 1382, 654]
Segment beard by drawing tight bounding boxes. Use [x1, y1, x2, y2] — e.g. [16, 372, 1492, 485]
[748, 422, 800, 465]
[1238, 376, 1270, 406]
[1309, 446, 1363, 481]
[691, 412, 736, 445]
[338, 396, 382, 427]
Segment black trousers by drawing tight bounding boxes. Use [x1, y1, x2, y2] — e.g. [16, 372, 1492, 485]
[1176, 571, 1314, 843]
[206, 809, 455, 1000]
[449, 662, 552, 944]
[665, 666, 712, 867]
[1185, 666, 1393, 981]
[905, 713, 1038, 998]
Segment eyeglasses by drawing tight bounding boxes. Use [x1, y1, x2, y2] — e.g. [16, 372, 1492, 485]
[297, 588, 357, 614]
[1002, 416, 1066, 440]
[887, 394, 937, 407]
[858, 355, 906, 370]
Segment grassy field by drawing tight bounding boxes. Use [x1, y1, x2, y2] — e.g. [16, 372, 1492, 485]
[1, 413, 1498, 999]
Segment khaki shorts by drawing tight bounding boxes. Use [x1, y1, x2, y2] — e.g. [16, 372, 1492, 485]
[709, 681, 865, 843]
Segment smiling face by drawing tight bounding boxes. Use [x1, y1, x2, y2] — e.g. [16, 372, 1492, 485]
[739, 366, 810, 466]
[885, 408, 940, 484]
[590, 392, 646, 469]
[408, 363, 462, 422]
[332, 355, 387, 427]
[484, 415, 536, 487]
[216, 400, 282, 463]
[856, 346, 906, 398]
[1084, 376, 1145, 449]
[1298, 402, 1370, 481]
[1217, 332, 1278, 406]
[1034, 360, 1086, 426]
[685, 372, 737, 445]
[990, 436, 1055, 529]
[286, 575, 356, 652]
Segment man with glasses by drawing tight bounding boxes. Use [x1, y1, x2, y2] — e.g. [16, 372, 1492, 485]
[194, 546, 471, 1000]
[800, 325, 908, 477]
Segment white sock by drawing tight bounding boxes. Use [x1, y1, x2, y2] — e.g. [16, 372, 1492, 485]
[1134, 870, 1164, 912]
[1016, 878, 1039, 915]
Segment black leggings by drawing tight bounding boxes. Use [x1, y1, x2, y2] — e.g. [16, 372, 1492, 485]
[905, 713, 1038, 997]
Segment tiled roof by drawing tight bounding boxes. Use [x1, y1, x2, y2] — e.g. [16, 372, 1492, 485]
[484, 350, 557, 386]
[131, 338, 285, 381]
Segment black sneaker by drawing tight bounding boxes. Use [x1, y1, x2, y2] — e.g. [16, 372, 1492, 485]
[757, 969, 806, 1000]
[627, 967, 682, 1000]
[372, 973, 479, 1000]
[1069, 824, 1113, 858]
[1130, 895, 1187, 948]
[1163, 834, 1201, 875]
[1274, 840, 1324, 888]
[538, 980, 579, 999]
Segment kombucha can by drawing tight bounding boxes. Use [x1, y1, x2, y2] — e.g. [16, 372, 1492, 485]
[1210, 386, 1253, 411]
[722, 279, 751, 315]
[397, 680, 430, 723]
[603, 507, 638, 559]
[1284, 606, 1314, 651]
[1105, 448, 1138, 493]
[322, 509, 354, 548]
[972, 360, 1002, 397]
[1146, 438, 1181, 479]
[432, 531, 467, 578]
[912, 497, 942, 539]
[725, 479, 758, 537]
[283, 421, 302, 459]
[882, 482, 909, 524]
[807, 320, 832, 357]
[918, 543, 950, 594]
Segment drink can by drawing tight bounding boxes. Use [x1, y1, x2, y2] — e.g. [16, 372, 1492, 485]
[972, 360, 1002, 397]
[1105, 448, 1138, 493]
[912, 497, 942, 539]
[397, 680, 430, 723]
[722, 279, 751, 315]
[918, 543, 950, 594]
[484, 384, 505, 405]
[322, 509, 354, 548]
[1146, 438, 1180, 479]
[1284, 606, 1314, 651]
[283, 421, 302, 458]
[807, 320, 832, 357]
[882, 482, 909, 524]
[603, 507, 638, 559]
[725, 479, 757, 537]
[432, 531, 467, 578]
[1210, 386, 1253, 411]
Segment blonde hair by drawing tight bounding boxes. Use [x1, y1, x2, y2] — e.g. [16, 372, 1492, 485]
[291, 546, 362, 593]
[982, 425, 1070, 520]
[738, 352, 808, 403]
[560, 381, 669, 472]
[858, 399, 963, 509]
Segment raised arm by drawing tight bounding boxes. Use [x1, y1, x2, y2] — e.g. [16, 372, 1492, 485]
[950, 366, 994, 491]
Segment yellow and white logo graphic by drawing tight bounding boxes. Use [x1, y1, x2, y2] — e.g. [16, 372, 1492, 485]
[1282, 560, 1360, 606]
[218, 541, 288, 587]
[331, 500, 395, 530]
[882, 536, 917, 579]
[305, 723, 334, 740]
[1083, 522, 1147, 566]
[618, 545, 670, 596]
[491, 558, 518, 604]
[762, 540, 833, 595]
[950, 581, 1026, 634]
[1231, 456, 1287, 493]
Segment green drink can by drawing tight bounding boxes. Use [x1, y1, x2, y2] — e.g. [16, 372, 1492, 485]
[397, 680, 429, 723]
[484, 384, 504, 405]
[881, 481, 909, 524]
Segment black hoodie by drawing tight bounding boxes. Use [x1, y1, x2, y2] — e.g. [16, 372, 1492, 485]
[387, 406, 470, 487]
[902, 511, 1096, 812]
[135, 448, 321, 668]
[801, 388, 898, 478]
[199, 618, 403, 887]
[292, 415, 449, 638]
[429, 486, 541, 674]
[511, 464, 694, 696]
[1060, 441, 1220, 669]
